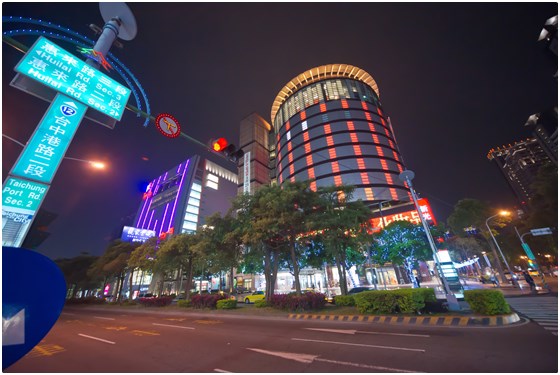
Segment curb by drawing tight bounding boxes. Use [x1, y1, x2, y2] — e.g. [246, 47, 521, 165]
[288, 312, 520, 326]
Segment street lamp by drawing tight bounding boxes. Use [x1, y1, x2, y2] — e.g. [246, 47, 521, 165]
[398, 170, 461, 311]
[485, 211, 519, 287]
[3, 133, 106, 170]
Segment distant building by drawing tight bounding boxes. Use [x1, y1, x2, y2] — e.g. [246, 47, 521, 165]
[133, 154, 238, 239]
[236, 64, 445, 293]
[122, 154, 238, 297]
[487, 138, 553, 207]
[524, 107, 558, 165]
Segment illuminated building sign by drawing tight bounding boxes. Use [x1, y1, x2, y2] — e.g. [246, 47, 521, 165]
[369, 198, 437, 232]
[121, 226, 156, 243]
[14, 36, 131, 120]
[11, 94, 87, 184]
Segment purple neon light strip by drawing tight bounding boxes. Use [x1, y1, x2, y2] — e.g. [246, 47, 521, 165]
[136, 180, 156, 228]
[141, 174, 164, 228]
[160, 203, 170, 234]
[153, 219, 158, 232]
[168, 159, 190, 232]
[147, 210, 155, 230]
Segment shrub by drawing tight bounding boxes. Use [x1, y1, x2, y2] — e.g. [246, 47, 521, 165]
[177, 300, 191, 308]
[334, 295, 355, 306]
[254, 299, 269, 308]
[137, 296, 173, 307]
[121, 299, 137, 306]
[464, 289, 511, 315]
[354, 289, 432, 314]
[65, 296, 106, 305]
[269, 292, 326, 312]
[217, 299, 237, 309]
[190, 293, 227, 309]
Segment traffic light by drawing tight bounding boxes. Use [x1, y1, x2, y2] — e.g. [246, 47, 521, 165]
[209, 138, 244, 162]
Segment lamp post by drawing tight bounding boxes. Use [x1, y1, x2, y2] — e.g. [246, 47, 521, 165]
[485, 211, 519, 287]
[3, 134, 106, 170]
[398, 170, 461, 311]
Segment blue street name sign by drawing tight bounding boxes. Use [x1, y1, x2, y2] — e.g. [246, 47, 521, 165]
[10, 94, 87, 185]
[14, 36, 131, 120]
[2, 177, 49, 212]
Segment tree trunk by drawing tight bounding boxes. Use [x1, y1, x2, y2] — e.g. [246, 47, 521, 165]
[184, 259, 194, 300]
[289, 237, 302, 295]
[176, 266, 183, 296]
[128, 268, 134, 300]
[229, 265, 234, 294]
[404, 257, 418, 288]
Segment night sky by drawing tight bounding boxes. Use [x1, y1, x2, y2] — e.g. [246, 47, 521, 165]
[2, 2, 557, 260]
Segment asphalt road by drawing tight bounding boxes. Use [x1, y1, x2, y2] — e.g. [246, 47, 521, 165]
[5, 306, 558, 373]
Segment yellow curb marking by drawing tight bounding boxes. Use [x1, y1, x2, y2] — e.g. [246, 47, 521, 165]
[194, 319, 223, 325]
[130, 330, 160, 336]
[27, 344, 66, 358]
[104, 326, 128, 331]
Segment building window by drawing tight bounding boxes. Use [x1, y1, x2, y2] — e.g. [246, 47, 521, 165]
[206, 173, 219, 190]
[302, 121, 308, 131]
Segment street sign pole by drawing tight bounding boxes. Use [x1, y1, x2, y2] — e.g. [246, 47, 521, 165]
[514, 226, 551, 292]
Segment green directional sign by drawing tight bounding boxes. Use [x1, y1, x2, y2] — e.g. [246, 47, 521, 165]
[14, 36, 131, 120]
[521, 243, 536, 260]
[2, 176, 49, 212]
[10, 94, 87, 185]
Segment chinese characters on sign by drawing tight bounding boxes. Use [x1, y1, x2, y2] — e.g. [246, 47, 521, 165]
[11, 94, 87, 184]
[14, 36, 131, 120]
[369, 198, 437, 232]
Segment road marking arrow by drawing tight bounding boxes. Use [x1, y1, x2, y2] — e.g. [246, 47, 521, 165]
[247, 348, 419, 372]
[293, 337, 425, 352]
[305, 328, 430, 337]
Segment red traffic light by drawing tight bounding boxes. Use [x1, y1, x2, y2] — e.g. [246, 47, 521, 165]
[212, 137, 229, 152]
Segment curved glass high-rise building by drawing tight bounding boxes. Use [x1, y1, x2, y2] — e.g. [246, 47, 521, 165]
[270, 63, 411, 205]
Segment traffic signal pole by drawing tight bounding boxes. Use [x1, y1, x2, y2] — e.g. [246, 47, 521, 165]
[514, 226, 551, 292]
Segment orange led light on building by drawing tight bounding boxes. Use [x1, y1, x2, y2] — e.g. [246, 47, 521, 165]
[357, 158, 366, 169]
[334, 175, 343, 187]
[331, 162, 340, 174]
[324, 124, 331, 134]
[361, 101, 368, 111]
[320, 103, 327, 112]
[300, 111, 306, 120]
[328, 147, 337, 159]
[360, 172, 370, 185]
[306, 154, 313, 166]
[305, 142, 311, 153]
[341, 99, 349, 108]
[353, 145, 362, 155]
[364, 187, 374, 200]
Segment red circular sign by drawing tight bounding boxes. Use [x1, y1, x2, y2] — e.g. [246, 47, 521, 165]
[155, 113, 181, 138]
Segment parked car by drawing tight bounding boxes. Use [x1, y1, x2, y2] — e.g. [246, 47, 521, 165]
[244, 291, 265, 304]
[347, 287, 373, 295]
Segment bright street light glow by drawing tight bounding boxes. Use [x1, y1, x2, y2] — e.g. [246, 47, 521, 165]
[89, 161, 106, 169]
[499, 210, 510, 216]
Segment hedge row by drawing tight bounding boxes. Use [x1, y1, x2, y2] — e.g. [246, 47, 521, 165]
[353, 288, 437, 314]
[463, 289, 510, 315]
[269, 292, 326, 312]
[217, 299, 237, 309]
[136, 296, 173, 307]
[190, 293, 228, 309]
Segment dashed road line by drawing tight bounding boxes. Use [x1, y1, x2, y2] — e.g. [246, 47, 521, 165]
[78, 334, 115, 344]
[94, 316, 116, 321]
[153, 323, 195, 330]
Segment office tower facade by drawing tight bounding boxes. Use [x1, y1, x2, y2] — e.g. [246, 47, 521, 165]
[133, 154, 238, 238]
[270, 64, 411, 205]
[487, 138, 553, 206]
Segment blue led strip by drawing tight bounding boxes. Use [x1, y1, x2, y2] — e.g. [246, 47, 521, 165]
[3, 17, 151, 127]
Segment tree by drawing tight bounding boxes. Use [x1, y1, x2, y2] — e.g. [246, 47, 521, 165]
[204, 212, 244, 293]
[156, 232, 204, 299]
[88, 240, 139, 300]
[373, 221, 432, 288]
[56, 254, 99, 298]
[309, 185, 372, 295]
[128, 236, 161, 297]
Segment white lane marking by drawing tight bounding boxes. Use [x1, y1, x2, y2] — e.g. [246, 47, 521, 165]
[305, 328, 429, 338]
[214, 369, 232, 373]
[247, 348, 418, 372]
[316, 357, 420, 372]
[94, 316, 115, 320]
[292, 338, 425, 352]
[152, 323, 195, 330]
[78, 334, 115, 344]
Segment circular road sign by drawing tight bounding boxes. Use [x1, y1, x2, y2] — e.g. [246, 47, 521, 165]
[155, 113, 181, 138]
